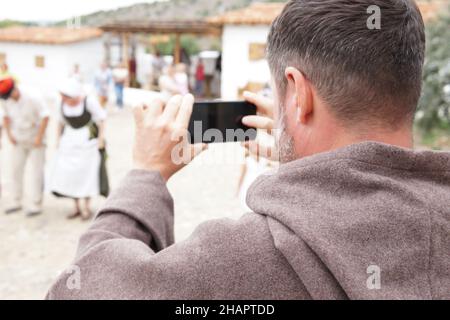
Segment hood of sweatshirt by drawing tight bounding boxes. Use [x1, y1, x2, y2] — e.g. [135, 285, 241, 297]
[247, 142, 450, 299]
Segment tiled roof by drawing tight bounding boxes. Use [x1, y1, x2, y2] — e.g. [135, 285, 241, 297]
[418, 0, 450, 21]
[208, 1, 449, 26]
[0, 27, 103, 44]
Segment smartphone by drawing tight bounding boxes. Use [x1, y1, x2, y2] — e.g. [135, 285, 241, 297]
[188, 101, 257, 144]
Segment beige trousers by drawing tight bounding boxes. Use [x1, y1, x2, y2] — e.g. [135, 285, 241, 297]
[10, 144, 45, 211]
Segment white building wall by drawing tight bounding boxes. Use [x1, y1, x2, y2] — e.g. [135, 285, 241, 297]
[0, 38, 104, 101]
[221, 25, 271, 100]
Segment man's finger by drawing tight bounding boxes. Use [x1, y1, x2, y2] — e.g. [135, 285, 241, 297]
[144, 99, 165, 123]
[175, 94, 194, 129]
[242, 115, 274, 130]
[243, 91, 274, 118]
[242, 140, 278, 162]
[161, 95, 183, 123]
[133, 105, 145, 127]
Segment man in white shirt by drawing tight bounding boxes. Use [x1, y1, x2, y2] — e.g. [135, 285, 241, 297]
[0, 98, 3, 148]
[112, 63, 129, 109]
[0, 77, 50, 216]
[0, 99, 3, 199]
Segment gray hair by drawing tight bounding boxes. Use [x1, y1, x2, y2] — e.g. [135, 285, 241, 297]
[267, 0, 426, 130]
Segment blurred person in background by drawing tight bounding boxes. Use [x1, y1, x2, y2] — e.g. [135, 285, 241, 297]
[129, 55, 138, 88]
[1, 62, 11, 78]
[95, 62, 112, 108]
[48, 78, 109, 221]
[159, 65, 183, 102]
[112, 62, 129, 109]
[237, 84, 275, 210]
[195, 59, 205, 98]
[215, 53, 222, 74]
[1, 63, 18, 83]
[0, 77, 49, 217]
[237, 154, 272, 212]
[0, 101, 3, 198]
[70, 64, 83, 83]
[151, 50, 166, 90]
[0, 99, 2, 143]
[0, 72, 6, 198]
[175, 63, 189, 95]
[180, 48, 191, 68]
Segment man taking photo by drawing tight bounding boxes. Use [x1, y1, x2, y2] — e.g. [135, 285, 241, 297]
[47, 0, 449, 299]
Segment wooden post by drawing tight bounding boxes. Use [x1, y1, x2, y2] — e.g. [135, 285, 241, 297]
[103, 33, 111, 66]
[174, 33, 181, 64]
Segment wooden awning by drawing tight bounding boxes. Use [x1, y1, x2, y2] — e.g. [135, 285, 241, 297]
[100, 20, 222, 36]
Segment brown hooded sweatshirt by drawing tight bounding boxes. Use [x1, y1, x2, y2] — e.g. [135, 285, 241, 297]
[46, 142, 450, 300]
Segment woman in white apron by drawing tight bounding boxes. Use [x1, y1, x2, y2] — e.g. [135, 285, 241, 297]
[49, 78, 109, 220]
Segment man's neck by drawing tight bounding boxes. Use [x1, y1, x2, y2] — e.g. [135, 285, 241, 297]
[301, 125, 414, 159]
[330, 127, 414, 151]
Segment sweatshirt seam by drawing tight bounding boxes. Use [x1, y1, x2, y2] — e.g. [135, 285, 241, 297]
[264, 216, 313, 299]
[282, 157, 450, 173]
[97, 207, 172, 251]
[427, 208, 434, 299]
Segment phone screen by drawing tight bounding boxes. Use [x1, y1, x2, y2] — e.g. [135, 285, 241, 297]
[188, 101, 257, 144]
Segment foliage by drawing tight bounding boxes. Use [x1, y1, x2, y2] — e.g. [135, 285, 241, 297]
[0, 20, 24, 28]
[154, 36, 201, 56]
[417, 7, 450, 134]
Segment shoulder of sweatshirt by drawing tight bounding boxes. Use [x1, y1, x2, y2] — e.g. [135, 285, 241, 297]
[46, 212, 309, 300]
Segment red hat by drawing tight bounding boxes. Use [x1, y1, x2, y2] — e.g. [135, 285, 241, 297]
[0, 77, 15, 100]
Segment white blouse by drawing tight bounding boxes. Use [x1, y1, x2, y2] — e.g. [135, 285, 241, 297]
[59, 95, 107, 124]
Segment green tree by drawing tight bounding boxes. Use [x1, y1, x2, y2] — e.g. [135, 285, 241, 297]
[417, 7, 450, 133]
[0, 20, 23, 28]
[154, 35, 201, 57]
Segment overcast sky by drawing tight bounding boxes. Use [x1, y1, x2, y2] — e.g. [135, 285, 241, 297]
[0, 0, 165, 22]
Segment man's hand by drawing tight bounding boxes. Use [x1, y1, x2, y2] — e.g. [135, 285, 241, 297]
[242, 91, 279, 162]
[133, 94, 207, 182]
[243, 91, 275, 119]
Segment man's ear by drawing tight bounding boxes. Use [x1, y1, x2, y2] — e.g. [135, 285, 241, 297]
[284, 67, 313, 125]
